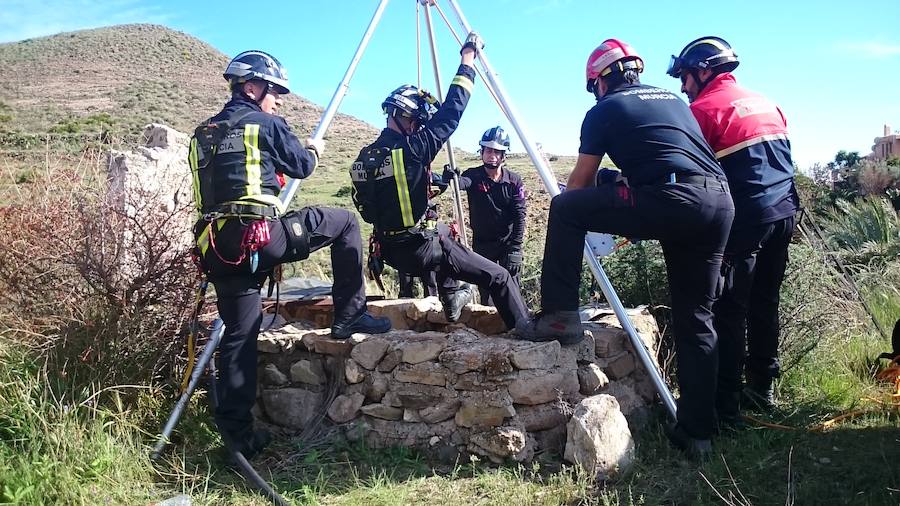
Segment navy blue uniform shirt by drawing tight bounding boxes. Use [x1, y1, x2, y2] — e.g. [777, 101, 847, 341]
[579, 84, 725, 186]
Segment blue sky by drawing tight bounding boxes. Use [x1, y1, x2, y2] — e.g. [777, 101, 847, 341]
[2, 0, 899, 171]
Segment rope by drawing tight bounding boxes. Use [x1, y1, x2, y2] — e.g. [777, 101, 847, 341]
[416, 1, 422, 89]
[742, 358, 900, 432]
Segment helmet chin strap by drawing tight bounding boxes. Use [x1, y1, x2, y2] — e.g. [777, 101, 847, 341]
[691, 69, 714, 94]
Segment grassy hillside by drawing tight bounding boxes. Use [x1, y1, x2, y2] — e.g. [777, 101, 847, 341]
[0, 24, 378, 173]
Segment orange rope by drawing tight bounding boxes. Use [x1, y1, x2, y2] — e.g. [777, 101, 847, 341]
[743, 358, 899, 432]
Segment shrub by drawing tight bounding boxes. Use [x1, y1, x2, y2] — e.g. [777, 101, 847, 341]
[0, 150, 195, 389]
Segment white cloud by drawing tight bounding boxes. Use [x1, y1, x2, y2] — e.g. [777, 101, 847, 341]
[844, 41, 900, 58]
[0, 0, 172, 43]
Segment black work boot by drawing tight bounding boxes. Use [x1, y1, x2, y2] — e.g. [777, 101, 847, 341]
[715, 391, 747, 432]
[664, 423, 712, 461]
[331, 311, 392, 339]
[514, 310, 585, 345]
[224, 428, 272, 464]
[438, 283, 474, 323]
[743, 374, 776, 411]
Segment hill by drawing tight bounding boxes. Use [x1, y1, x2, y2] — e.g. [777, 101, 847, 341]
[0, 24, 378, 171]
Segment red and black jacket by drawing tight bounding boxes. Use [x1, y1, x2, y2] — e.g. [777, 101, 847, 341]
[690, 73, 798, 226]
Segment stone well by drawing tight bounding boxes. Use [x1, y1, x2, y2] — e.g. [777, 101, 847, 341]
[255, 297, 661, 468]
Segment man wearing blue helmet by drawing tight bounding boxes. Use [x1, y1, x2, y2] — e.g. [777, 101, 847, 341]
[449, 126, 527, 305]
[350, 33, 527, 330]
[189, 50, 391, 460]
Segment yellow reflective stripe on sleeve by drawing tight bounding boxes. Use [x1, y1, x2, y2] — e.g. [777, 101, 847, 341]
[243, 124, 262, 197]
[391, 149, 415, 227]
[188, 138, 203, 211]
[451, 74, 474, 94]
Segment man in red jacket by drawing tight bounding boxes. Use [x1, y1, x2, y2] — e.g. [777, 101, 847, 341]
[669, 37, 800, 425]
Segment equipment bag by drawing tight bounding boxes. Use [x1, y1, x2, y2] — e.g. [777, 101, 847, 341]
[350, 146, 392, 224]
[281, 210, 310, 262]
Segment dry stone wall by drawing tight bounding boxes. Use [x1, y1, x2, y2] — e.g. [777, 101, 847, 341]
[256, 298, 661, 471]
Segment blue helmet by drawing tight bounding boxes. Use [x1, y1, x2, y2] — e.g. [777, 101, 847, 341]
[479, 126, 510, 151]
[224, 50, 291, 94]
[667, 36, 739, 78]
[382, 85, 440, 123]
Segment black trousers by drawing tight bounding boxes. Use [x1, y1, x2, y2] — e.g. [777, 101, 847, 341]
[381, 225, 528, 329]
[540, 181, 734, 439]
[472, 239, 521, 306]
[714, 214, 795, 397]
[199, 207, 366, 437]
[398, 270, 438, 298]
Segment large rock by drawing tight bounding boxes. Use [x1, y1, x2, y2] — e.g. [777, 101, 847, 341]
[351, 337, 390, 370]
[367, 300, 413, 330]
[468, 426, 528, 463]
[508, 370, 579, 405]
[290, 359, 326, 385]
[509, 341, 560, 370]
[327, 393, 366, 423]
[455, 390, 515, 428]
[394, 362, 449, 386]
[261, 388, 324, 429]
[564, 394, 634, 481]
[399, 334, 448, 364]
[515, 402, 570, 431]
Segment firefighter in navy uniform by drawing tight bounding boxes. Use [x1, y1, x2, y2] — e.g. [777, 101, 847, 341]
[350, 33, 528, 330]
[189, 50, 390, 459]
[445, 126, 527, 305]
[515, 39, 734, 459]
[669, 37, 800, 420]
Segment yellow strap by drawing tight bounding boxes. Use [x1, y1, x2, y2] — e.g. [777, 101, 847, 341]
[189, 138, 203, 213]
[451, 74, 474, 94]
[243, 123, 262, 198]
[391, 149, 415, 227]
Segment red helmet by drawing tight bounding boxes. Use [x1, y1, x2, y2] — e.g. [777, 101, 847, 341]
[585, 39, 644, 92]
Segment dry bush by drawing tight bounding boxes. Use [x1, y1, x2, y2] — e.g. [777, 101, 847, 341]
[0, 148, 195, 386]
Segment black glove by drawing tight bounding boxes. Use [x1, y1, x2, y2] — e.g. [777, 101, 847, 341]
[431, 171, 449, 194]
[442, 164, 459, 184]
[596, 168, 623, 186]
[504, 249, 524, 278]
[460, 31, 484, 55]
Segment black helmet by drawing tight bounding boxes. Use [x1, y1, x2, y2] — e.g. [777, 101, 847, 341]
[667, 36, 739, 78]
[382, 85, 440, 123]
[479, 126, 511, 151]
[224, 50, 291, 94]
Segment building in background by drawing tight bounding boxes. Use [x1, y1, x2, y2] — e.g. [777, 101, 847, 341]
[870, 124, 900, 161]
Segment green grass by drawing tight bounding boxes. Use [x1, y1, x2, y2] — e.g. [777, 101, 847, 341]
[1, 301, 896, 506]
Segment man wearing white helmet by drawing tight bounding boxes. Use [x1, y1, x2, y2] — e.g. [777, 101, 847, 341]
[447, 126, 527, 305]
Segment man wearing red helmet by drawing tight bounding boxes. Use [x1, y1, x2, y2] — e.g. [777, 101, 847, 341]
[516, 38, 735, 459]
[669, 37, 799, 422]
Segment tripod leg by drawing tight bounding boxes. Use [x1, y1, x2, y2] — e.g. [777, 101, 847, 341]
[150, 319, 225, 460]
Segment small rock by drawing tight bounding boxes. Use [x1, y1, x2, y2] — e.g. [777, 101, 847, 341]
[351, 337, 390, 369]
[578, 363, 609, 394]
[360, 403, 403, 420]
[290, 359, 326, 385]
[262, 364, 288, 386]
[345, 359, 366, 384]
[327, 393, 365, 423]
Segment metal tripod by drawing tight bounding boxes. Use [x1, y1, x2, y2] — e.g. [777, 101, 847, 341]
[152, 1, 678, 502]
